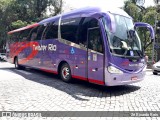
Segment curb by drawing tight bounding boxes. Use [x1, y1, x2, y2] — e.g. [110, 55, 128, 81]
[146, 69, 152, 71]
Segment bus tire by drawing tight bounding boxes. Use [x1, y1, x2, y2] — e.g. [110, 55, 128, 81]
[14, 57, 24, 70]
[60, 63, 72, 82]
[153, 72, 158, 75]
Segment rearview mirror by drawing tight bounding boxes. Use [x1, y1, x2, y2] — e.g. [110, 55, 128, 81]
[134, 22, 155, 41]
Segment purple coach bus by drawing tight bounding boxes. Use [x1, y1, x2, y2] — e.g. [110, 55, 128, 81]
[7, 6, 154, 86]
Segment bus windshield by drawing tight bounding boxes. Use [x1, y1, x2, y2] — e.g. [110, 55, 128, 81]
[103, 14, 143, 58]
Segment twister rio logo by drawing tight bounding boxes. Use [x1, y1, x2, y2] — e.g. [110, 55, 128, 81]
[10, 42, 57, 64]
[10, 41, 39, 64]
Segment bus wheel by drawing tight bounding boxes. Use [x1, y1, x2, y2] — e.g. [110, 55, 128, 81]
[14, 57, 24, 70]
[60, 63, 72, 82]
[153, 72, 158, 75]
[15, 57, 19, 69]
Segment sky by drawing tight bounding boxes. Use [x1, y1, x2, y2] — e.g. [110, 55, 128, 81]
[63, 0, 155, 12]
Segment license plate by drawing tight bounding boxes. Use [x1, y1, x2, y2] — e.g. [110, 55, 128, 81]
[131, 76, 137, 80]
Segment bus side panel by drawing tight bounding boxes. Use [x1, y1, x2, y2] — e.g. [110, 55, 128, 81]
[39, 39, 59, 73]
[39, 39, 88, 79]
[16, 41, 41, 67]
[70, 46, 88, 81]
[7, 42, 23, 64]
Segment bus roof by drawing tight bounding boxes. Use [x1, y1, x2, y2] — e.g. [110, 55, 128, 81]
[39, 6, 131, 24]
[8, 6, 131, 34]
[8, 23, 39, 34]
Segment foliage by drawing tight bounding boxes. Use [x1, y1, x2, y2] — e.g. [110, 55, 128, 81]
[142, 8, 156, 25]
[124, 1, 142, 22]
[11, 20, 28, 29]
[0, 0, 63, 52]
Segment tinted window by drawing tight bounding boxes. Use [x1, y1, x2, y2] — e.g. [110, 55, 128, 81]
[78, 17, 99, 46]
[44, 21, 58, 39]
[36, 24, 47, 40]
[9, 32, 20, 43]
[19, 28, 32, 41]
[28, 27, 39, 41]
[61, 18, 82, 43]
[88, 28, 103, 53]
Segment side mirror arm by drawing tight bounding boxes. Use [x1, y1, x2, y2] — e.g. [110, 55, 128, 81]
[134, 22, 155, 41]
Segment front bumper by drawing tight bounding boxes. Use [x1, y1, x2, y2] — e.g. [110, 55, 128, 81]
[152, 66, 160, 73]
[105, 70, 145, 86]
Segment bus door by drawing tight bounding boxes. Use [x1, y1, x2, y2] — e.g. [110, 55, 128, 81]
[87, 27, 104, 85]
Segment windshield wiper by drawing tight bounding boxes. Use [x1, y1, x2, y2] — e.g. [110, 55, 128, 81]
[135, 50, 143, 58]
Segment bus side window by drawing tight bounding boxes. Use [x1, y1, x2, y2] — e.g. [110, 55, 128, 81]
[28, 27, 39, 41]
[36, 24, 47, 40]
[19, 28, 32, 42]
[61, 18, 82, 44]
[44, 21, 58, 40]
[11, 33, 19, 43]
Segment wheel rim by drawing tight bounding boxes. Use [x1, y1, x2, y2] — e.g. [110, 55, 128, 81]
[62, 67, 70, 79]
[15, 58, 18, 68]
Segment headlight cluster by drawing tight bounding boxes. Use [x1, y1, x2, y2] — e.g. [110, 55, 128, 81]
[142, 65, 147, 72]
[108, 66, 123, 74]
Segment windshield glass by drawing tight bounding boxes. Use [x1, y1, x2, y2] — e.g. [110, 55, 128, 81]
[103, 14, 143, 58]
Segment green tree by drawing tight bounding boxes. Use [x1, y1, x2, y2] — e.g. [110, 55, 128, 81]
[123, 0, 142, 22]
[11, 20, 28, 29]
[0, 0, 63, 52]
[0, 0, 12, 52]
[141, 7, 157, 53]
[7, 0, 63, 29]
[153, 1, 160, 61]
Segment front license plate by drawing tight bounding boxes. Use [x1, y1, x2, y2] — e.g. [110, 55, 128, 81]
[131, 76, 137, 80]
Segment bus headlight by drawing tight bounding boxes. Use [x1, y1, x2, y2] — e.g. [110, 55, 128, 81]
[108, 66, 123, 74]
